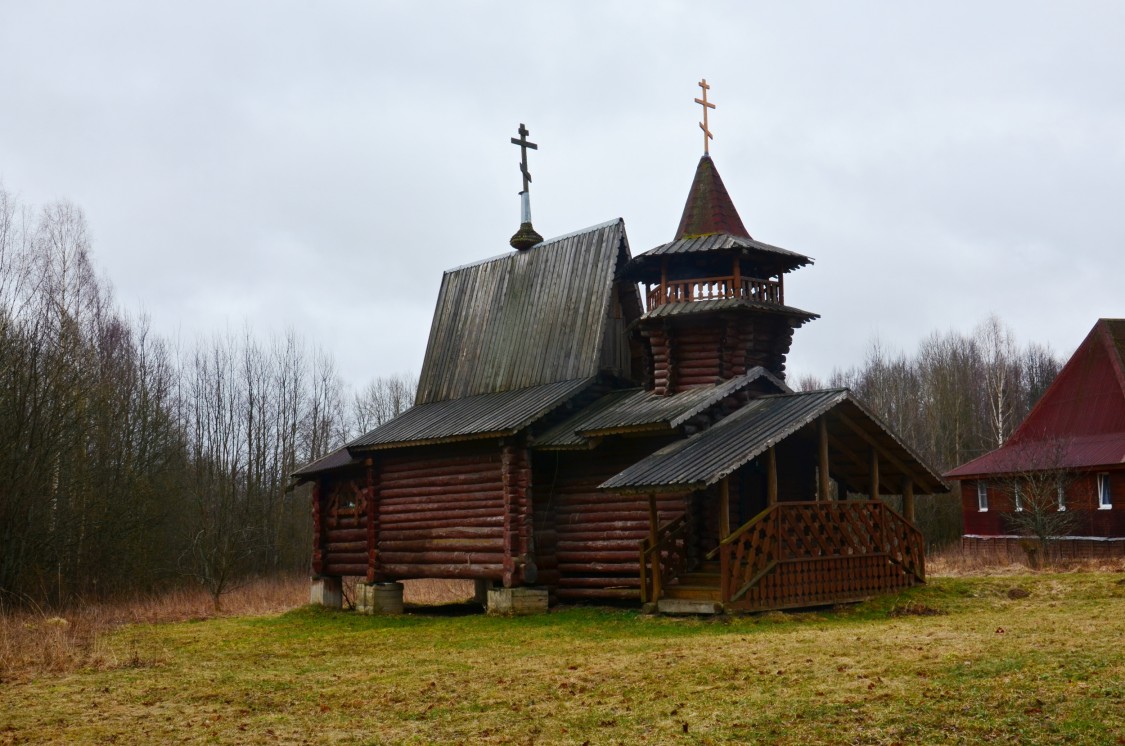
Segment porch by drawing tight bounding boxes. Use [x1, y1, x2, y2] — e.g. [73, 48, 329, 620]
[640, 499, 924, 613]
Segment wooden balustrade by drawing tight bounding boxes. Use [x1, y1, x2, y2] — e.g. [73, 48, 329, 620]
[718, 500, 924, 611]
[645, 275, 782, 310]
[638, 514, 688, 603]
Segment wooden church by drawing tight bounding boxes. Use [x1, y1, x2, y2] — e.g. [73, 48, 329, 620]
[295, 84, 947, 613]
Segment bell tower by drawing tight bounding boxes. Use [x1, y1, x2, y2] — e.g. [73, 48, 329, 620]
[623, 81, 818, 394]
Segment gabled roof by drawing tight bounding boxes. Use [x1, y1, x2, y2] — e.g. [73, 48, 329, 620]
[946, 318, 1125, 477]
[533, 367, 790, 449]
[600, 390, 947, 494]
[348, 377, 595, 451]
[674, 154, 751, 240]
[415, 219, 630, 405]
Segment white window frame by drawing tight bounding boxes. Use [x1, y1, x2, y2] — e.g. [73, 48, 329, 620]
[1098, 473, 1112, 510]
[977, 482, 989, 512]
[1057, 483, 1066, 512]
[1014, 483, 1023, 512]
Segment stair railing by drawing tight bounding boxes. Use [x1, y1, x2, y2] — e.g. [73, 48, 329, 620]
[638, 514, 688, 603]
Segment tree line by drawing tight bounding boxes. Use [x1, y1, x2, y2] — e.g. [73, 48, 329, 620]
[0, 187, 415, 608]
[795, 316, 1065, 547]
[2, 185, 1069, 606]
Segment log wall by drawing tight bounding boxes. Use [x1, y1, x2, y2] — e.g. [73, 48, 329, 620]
[533, 438, 687, 601]
[319, 473, 371, 577]
[377, 441, 507, 581]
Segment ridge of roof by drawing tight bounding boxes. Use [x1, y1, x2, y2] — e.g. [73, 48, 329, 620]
[444, 218, 625, 274]
[674, 155, 750, 240]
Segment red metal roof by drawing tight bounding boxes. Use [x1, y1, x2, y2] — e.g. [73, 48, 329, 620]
[946, 319, 1125, 477]
[674, 155, 751, 240]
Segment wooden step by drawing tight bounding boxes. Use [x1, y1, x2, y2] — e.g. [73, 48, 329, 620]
[657, 598, 723, 615]
[663, 585, 721, 601]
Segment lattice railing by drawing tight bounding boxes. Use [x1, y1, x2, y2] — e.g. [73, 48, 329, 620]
[719, 501, 925, 610]
[639, 514, 689, 603]
[645, 275, 782, 310]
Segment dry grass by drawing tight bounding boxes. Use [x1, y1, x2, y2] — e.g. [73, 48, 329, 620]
[2, 572, 1123, 745]
[928, 545, 1125, 577]
[0, 576, 473, 678]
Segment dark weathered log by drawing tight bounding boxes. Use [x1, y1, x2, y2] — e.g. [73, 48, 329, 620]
[380, 473, 502, 491]
[556, 537, 645, 550]
[323, 563, 368, 576]
[379, 538, 503, 552]
[380, 515, 504, 532]
[379, 551, 506, 564]
[381, 526, 501, 541]
[379, 506, 503, 524]
[555, 527, 648, 541]
[557, 576, 641, 588]
[325, 528, 368, 542]
[381, 563, 505, 580]
[378, 487, 503, 503]
[556, 550, 640, 562]
[325, 551, 369, 566]
[325, 540, 367, 554]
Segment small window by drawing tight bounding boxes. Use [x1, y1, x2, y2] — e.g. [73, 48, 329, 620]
[977, 482, 989, 512]
[1014, 484, 1023, 512]
[1098, 473, 1112, 510]
[1057, 484, 1066, 511]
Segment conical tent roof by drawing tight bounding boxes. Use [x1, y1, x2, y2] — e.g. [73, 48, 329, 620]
[674, 154, 750, 240]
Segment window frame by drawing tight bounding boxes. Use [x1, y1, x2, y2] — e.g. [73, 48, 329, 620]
[977, 482, 989, 512]
[1057, 483, 1066, 512]
[1013, 483, 1023, 512]
[1097, 473, 1112, 510]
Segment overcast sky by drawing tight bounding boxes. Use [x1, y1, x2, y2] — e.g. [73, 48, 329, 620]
[2, 2, 1123, 389]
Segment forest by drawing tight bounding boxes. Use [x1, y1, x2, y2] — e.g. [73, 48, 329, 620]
[0, 187, 1063, 609]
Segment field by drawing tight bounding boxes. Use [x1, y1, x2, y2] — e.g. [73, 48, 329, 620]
[2, 568, 1123, 745]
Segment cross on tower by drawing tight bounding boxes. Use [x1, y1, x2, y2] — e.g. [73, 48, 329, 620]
[695, 78, 716, 155]
[511, 123, 538, 193]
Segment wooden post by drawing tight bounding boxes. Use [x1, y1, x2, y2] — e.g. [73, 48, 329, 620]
[311, 480, 324, 576]
[869, 448, 880, 500]
[719, 477, 731, 539]
[365, 458, 377, 583]
[767, 447, 778, 506]
[660, 258, 668, 305]
[732, 255, 741, 298]
[902, 478, 915, 524]
[648, 494, 662, 601]
[818, 417, 830, 501]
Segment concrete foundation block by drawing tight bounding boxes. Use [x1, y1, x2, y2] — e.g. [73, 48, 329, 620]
[309, 576, 342, 608]
[356, 581, 405, 615]
[486, 586, 549, 616]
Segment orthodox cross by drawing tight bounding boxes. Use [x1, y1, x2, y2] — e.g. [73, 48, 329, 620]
[695, 78, 716, 154]
[511, 123, 538, 192]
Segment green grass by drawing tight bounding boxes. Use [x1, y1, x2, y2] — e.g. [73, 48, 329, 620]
[2, 573, 1123, 744]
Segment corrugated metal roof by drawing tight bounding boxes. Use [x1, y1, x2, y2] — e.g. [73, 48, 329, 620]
[946, 318, 1125, 478]
[600, 390, 947, 493]
[622, 234, 812, 284]
[600, 390, 846, 490]
[533, 368, 790, 448]
[415, 219, 629, 405]
[637, 296, 818, 324]
[348, 377, 595, 450]
[292, 446, 361, 480]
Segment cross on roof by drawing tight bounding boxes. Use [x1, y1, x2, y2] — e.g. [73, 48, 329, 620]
[694, 79, 716, 155]
[511, 123, 538, 193]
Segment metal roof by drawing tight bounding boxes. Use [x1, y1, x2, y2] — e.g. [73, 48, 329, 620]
[600, 389, 947, 493]
[946, 319, 1125, 478]
[622, 233, 812, 284]
[415, 219, 630, 405]
[637, 296, 818, 324]
[533, 368, 790, 449]
[292, 446, 361, 480]
[348, 377, 595, 450]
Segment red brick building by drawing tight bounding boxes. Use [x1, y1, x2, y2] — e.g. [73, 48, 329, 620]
[946, 319, 1125, 557]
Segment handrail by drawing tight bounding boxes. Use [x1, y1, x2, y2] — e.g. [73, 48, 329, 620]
[645, 274, 782, 310]
[638, 514, 688, 603]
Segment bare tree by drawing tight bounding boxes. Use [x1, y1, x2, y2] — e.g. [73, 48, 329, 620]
[994, 439, 1080, 567]
[351, 372, 417, 437]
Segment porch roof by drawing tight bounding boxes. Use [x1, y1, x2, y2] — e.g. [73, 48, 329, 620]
[532, 367, 789, 449]
[599, 389, 948, 494]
